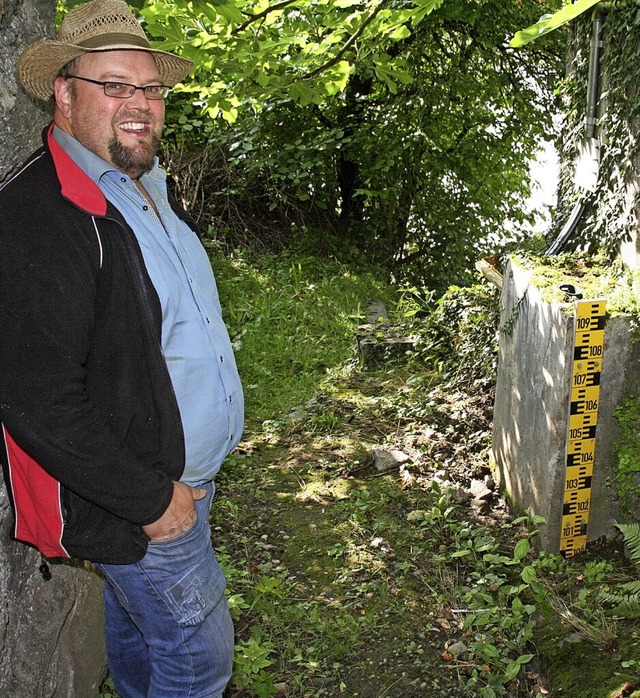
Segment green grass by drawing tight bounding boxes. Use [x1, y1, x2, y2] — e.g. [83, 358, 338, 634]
[209, 246, 396, 423]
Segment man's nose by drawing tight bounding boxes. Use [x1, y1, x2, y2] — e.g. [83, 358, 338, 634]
[124, 87, 152, 108]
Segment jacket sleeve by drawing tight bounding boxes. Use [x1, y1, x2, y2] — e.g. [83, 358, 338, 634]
[0, 156, 175, 529]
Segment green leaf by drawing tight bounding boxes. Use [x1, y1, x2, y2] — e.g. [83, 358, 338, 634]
[193, 0, 221, 21]
[513, 538, 530, 562]
[288, 81, 318, 105]
[503, 659, 522, 682]
[389, 25, 411, 41]
[215, 1, 245, 23]
[479, 686, 497, 698]
[516, 653, 535, 665]
[324, 61, 352, 95]
[510, 0, 602, 48]
[410, 0, 446, 25]
[617, 523, 640, 566]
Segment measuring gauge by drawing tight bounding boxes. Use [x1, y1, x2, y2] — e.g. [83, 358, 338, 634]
[559, 299, 607, 558]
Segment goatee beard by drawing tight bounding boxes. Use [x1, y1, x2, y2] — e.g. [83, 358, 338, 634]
[109, 131, 160, 179]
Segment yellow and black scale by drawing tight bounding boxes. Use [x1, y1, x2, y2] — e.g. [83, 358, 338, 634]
[559, 298, 607, 558]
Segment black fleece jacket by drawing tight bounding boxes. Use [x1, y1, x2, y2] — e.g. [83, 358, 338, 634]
[0, 125, 188, 564]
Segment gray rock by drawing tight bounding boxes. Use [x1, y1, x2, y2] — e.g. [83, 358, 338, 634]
[365, 300, 389, 324]
[373, 448, 410, 473]
[450, 486, 473, 504]
[0, 482, 107, 697]
[468, 478, 493, 501]
[447, 641, 468, 657]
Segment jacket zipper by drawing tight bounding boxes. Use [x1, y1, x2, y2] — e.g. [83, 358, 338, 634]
[102, 214, 185, 462]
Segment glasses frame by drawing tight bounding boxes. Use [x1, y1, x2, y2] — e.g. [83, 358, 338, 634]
[65, 75, 172, 100]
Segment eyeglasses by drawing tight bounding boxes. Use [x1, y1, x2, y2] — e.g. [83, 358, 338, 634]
[66, 75, 171, 100]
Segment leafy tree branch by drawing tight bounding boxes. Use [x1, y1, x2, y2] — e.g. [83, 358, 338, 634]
[304, 0, 389, 80]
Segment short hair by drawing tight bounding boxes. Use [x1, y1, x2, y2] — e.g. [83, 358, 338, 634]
[58, 57, 80, 80]
[49, 56, 81, 114]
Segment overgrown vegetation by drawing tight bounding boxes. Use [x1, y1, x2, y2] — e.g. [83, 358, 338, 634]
[99, 252, 640, 697]
[612, 397, 640, 521]
[213, 252, 640, 697]
[510, 250, 640, 315]
[209, 248, 395, 420]
[597, 524, 640, 619]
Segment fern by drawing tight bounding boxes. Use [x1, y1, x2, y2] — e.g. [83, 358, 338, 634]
[595, 525, 640, 618]
[616, 523, 640, 567]
[598, 582, 640, 619]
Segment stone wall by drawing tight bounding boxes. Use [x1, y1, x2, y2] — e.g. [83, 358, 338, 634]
[0, 1, 107, 695]
[492, 259, 640, 552]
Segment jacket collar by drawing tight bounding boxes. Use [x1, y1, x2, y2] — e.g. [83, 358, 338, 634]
[46, 123, 107, 217]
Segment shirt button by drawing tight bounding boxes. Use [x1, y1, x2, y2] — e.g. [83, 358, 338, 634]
[229, 396, 233, 403]
[220, 356, 224, 363]
[120, 177, 126, 182]
[143, 205, 149, 211]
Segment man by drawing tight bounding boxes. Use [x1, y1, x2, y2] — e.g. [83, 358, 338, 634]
[0, 1, 243, 696]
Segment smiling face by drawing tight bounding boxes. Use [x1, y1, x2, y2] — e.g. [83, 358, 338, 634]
[54, 50, 165, 179]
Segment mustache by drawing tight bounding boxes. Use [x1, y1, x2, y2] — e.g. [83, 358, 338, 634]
[113, 112, 157, 126]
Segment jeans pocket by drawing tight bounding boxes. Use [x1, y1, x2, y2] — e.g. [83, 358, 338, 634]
[96, 565, 130, 608]
[144, 489, 226, 628]
[147, 514, 198, 547]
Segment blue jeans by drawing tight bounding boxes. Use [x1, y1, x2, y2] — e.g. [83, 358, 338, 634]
[95, 483, 234, 698]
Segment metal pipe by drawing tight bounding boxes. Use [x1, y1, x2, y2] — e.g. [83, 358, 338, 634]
[585, 12, 603, 139]
[545, 201, 586, 256]
[545, 9, 603, 256]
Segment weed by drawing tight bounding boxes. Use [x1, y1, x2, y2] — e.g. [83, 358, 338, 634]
[232, 637, 276, 697]
[99, 678, 118, 698]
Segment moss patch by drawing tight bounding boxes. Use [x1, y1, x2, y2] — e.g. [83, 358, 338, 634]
[511, 253, 640, 317]
[536, 621, 640, 697]
[612, 397, 640, 522]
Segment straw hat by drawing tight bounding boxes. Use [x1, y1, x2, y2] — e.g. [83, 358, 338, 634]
[17, 0, 193, 101]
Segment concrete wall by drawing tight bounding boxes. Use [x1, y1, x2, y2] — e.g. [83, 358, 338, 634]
[492, 259, 640, 551]
[620, 231, 640, 270]
[0, 1, 108, 695]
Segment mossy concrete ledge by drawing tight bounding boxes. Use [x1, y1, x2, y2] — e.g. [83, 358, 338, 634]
[492, 258, 640, 551]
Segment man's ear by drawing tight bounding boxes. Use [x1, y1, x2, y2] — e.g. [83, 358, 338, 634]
[54, 77, 73, 119]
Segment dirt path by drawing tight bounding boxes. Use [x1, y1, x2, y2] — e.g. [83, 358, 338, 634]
[214, 366, 542, 698]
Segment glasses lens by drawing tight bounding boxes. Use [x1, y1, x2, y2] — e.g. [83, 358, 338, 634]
[144, 86, 170, 100]
[104, 82, 135, 98]
[101, 82, 170, 99]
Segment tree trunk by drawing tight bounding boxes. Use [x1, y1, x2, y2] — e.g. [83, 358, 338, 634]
[0, 2, 107, 695]
[336, 72, 371, 229]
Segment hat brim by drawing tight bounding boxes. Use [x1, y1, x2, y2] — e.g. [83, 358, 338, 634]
[18, 39, 193, 101]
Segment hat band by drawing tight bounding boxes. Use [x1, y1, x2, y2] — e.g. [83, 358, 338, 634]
[77, 32, 151, 49]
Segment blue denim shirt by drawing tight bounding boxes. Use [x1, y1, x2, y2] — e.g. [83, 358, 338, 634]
[53, 127, 244, 485]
